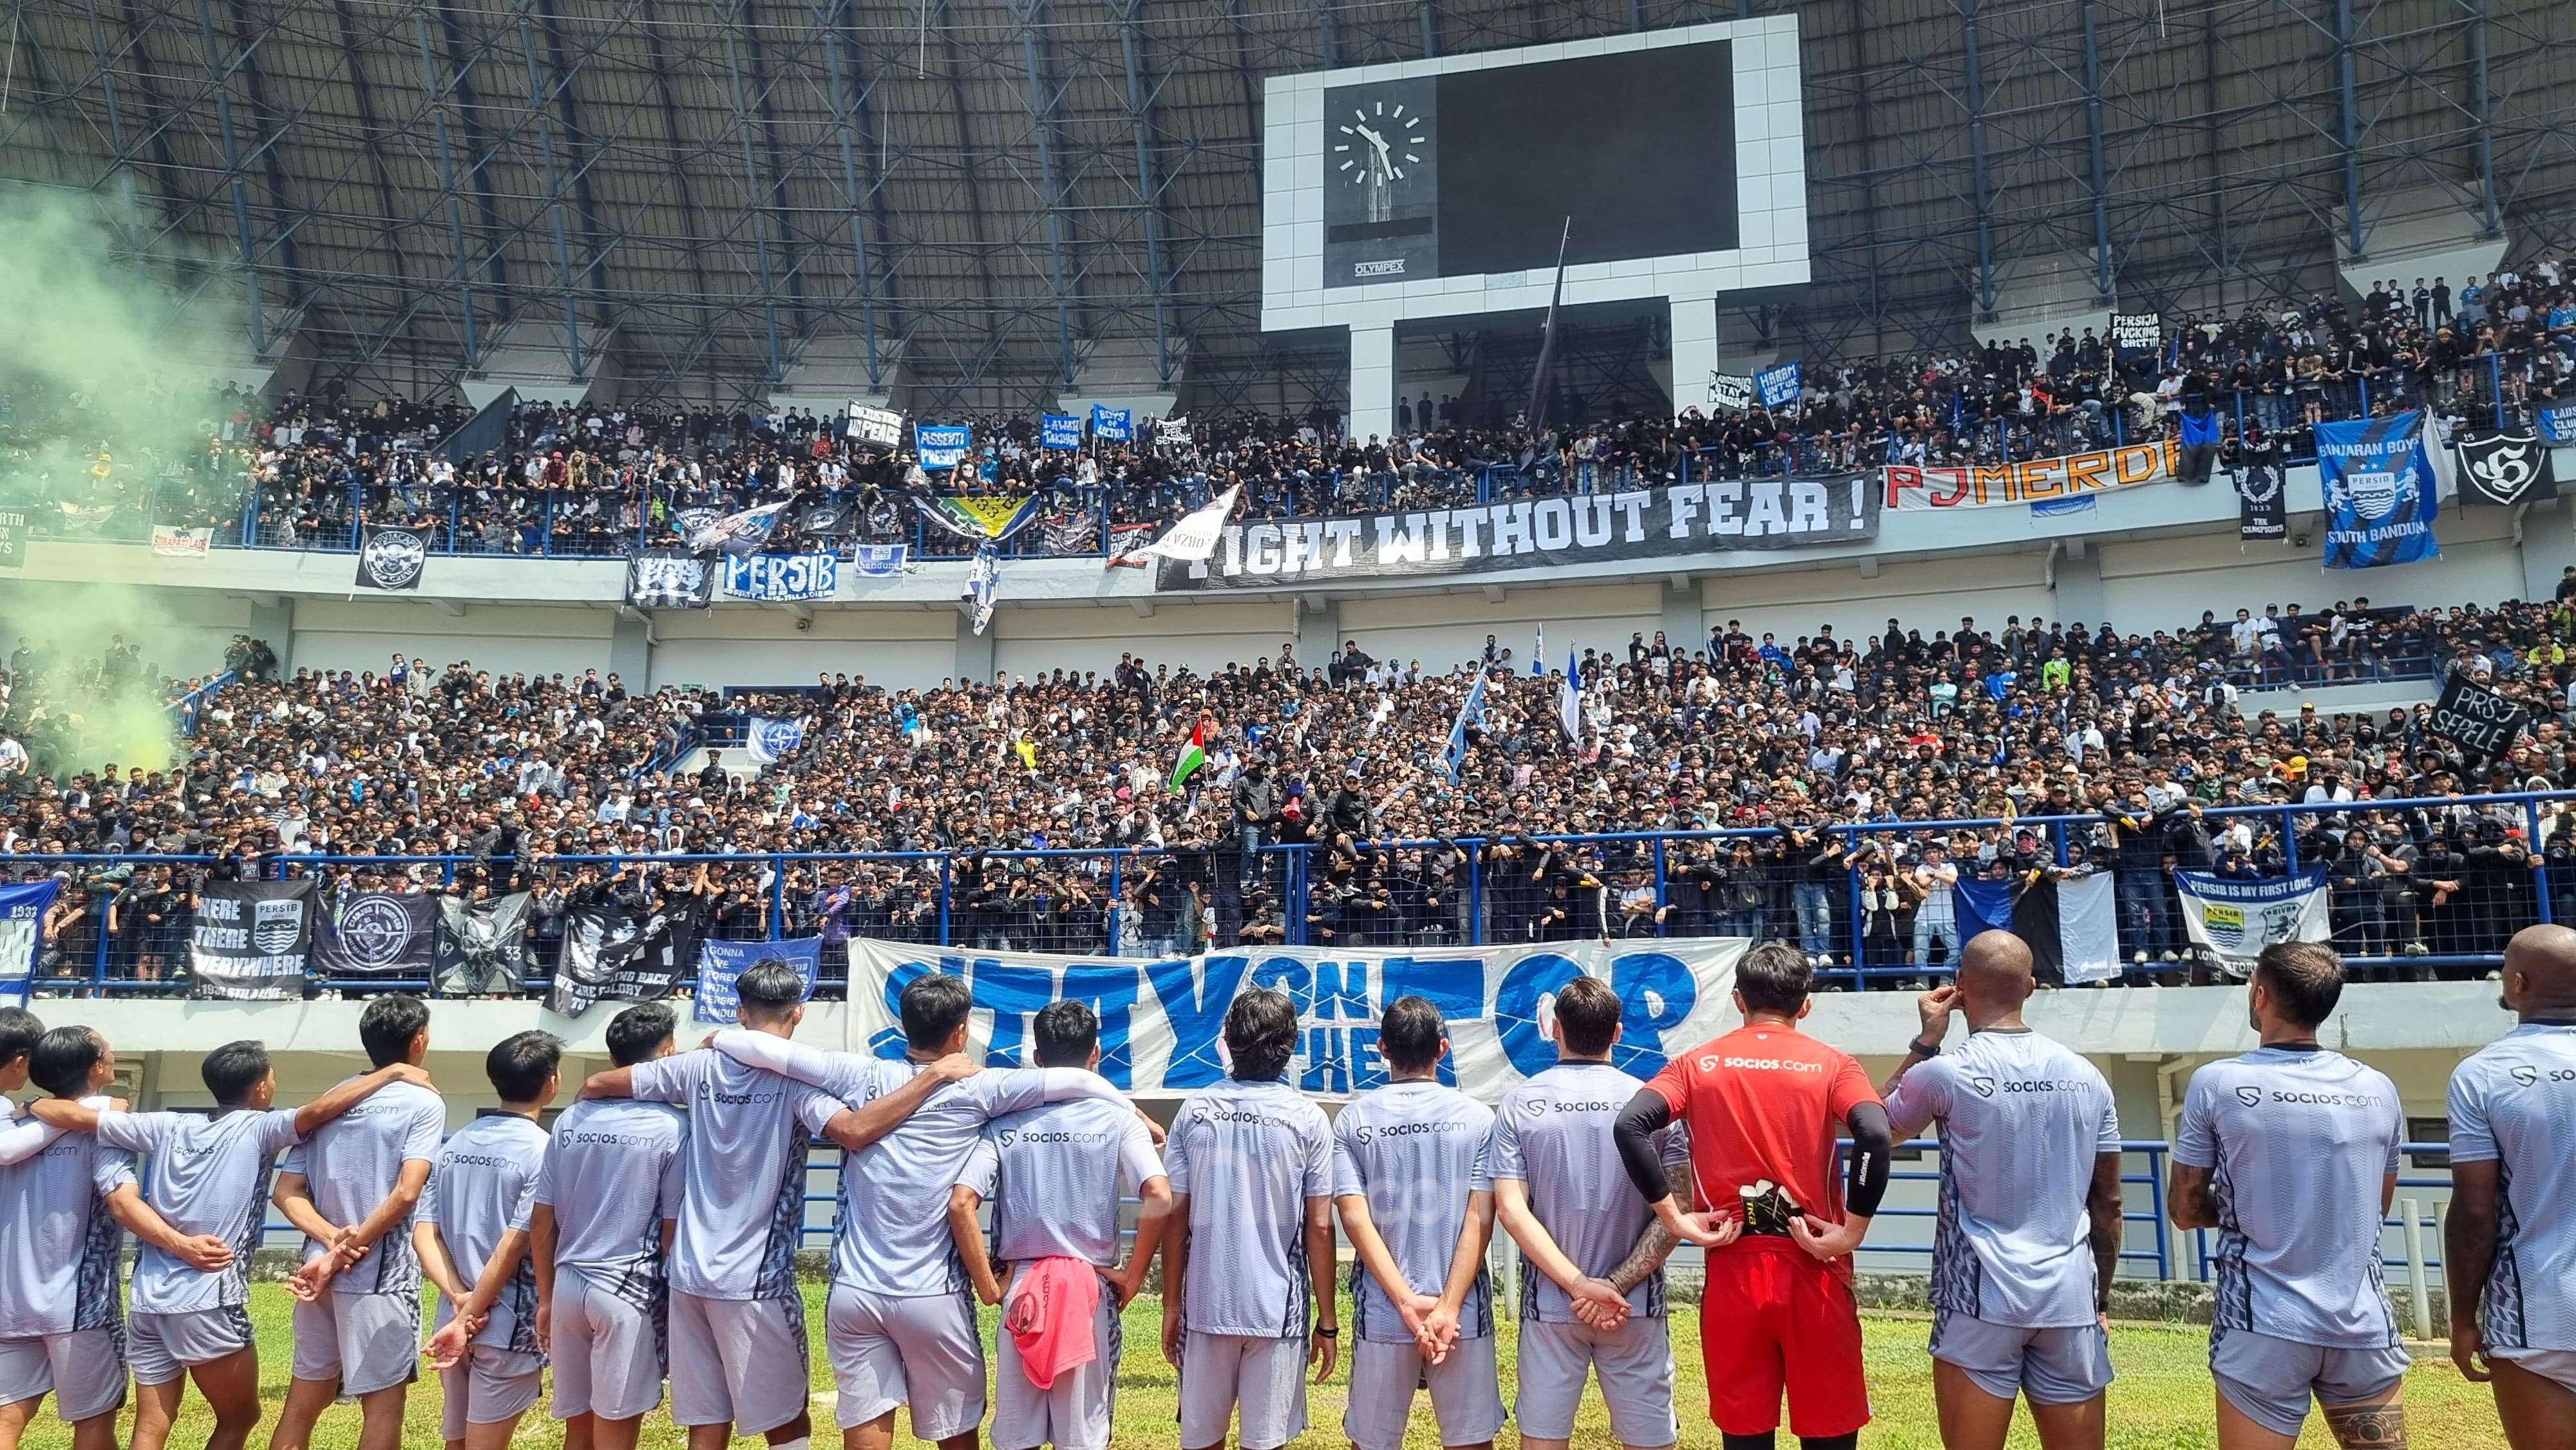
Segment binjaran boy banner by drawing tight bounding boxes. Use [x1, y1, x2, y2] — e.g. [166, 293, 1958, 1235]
[845, 936, 1745, 1100]
[1882, 438, 2180, 511]
[1153, 477, 1875, 590]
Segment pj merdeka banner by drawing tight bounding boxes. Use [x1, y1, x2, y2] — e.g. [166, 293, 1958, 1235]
[846, 936, 1745, 1100]
[1882, 438, 2180, 511]
[1154, 476, 1877, 591]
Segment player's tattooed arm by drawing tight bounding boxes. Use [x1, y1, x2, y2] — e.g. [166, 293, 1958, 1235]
[1604, 1161, 1686, 1295]
[2320, 1397, 2407, 1449]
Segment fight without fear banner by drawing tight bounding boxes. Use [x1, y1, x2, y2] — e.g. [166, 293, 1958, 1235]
[1153, 478, 1875, 591]
[846, 936, 1745, 1100]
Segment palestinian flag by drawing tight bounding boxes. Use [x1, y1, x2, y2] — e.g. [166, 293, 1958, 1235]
[1954, 868, 2119, 985]
[1170, 718, 1208, 795]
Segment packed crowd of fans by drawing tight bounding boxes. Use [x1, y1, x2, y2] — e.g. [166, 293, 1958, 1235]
[5, 579, 2575, 999]
[5, 259, 2572, 561]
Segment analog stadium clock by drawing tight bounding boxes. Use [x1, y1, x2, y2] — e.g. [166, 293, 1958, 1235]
[1335, 100, 1428, 223]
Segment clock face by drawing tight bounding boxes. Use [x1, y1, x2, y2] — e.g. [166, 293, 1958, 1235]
[1334, 100, 1428, 187]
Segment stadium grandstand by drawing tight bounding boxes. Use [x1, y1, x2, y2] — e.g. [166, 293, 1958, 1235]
[3, 2, 2576, 1449]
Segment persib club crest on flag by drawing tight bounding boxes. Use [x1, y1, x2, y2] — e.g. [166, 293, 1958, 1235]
[254, 898, 306, 956]
[2201, 902, 2244, 951]
[2345, 469, 2400, 520]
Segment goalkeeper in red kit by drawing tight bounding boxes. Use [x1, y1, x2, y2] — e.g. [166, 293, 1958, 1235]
[1607, 942, 1894, 1450]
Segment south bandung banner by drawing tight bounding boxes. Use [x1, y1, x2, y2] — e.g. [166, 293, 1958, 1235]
[2174, 868, 2331, 979]
[720, 552, 837, 602]
[0, 880, 60, 1005]
[1155, 477, 1877, 591]
[1883, 438, 2179, 511]
[845, 936, 1746, 1100]
[2318, 410, 2440, 569]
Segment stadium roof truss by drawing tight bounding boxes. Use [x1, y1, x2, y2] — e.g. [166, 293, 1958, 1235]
[0, 0, 2567, 410]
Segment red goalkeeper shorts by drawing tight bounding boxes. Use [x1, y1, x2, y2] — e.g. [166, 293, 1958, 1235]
[1697, 1238, 1871, 1439]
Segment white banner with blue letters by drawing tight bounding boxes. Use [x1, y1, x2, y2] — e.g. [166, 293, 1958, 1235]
[2172, 867, 2331, 979]
[720, 552, 837, 601]
[846, 936, 1745, 1100]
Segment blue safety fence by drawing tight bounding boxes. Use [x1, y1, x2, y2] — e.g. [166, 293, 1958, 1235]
[15, 788, 2575, 999]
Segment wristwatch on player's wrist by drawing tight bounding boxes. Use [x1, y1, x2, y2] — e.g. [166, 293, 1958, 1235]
[1908, 1035, 1942, 1058]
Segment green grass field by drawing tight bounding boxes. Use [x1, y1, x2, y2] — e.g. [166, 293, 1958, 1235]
[20, 1285, 2501, 1449]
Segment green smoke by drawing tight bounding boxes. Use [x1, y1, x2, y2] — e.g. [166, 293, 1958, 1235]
[0, 182, 247, 775]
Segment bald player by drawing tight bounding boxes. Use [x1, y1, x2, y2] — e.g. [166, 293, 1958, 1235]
[2169, 942, 2407, 1450]
[2446, 923, 2576, 1449]
[1880, 932, 2125, 1450]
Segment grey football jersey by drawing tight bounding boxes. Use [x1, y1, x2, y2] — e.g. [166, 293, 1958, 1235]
[2175, 1045, 2402, 1348]
[95, 1107, 303, 1313]
[956, 1095, 1164, 1268]
[1487, 1062, 1687, 1324]
[422, 1113, 549, 1354]
[0, 1106, 138, 1338]
[1164, 1077, 1334, 1339]
[1331, 1079, 1495, 1344]
[626, 1048, 844, 1301]
[2447, 1022, 2576, 1351]
[279, 1077, 444, 1297]
[522, 1097, 688, 1311]
[1883, 1028, 2121, 1329]
[817, 1056, 1131, 1297]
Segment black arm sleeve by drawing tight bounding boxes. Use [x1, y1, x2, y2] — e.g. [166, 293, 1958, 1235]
[1844, 1101, 1895, 1218]
[1613, 1089, 1676, 1205]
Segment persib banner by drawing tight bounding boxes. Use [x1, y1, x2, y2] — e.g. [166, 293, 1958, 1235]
[720, 552, 838, 602]
[2173, 867, 2331, 979]
[2318, 410, 2439, 569]
[916, 423, 971, 469]
[1040, 413, 1084, 449]
[1884, 438, 2179, 511]
[845, 936, 1747, 1100]
[1155, 476, 1877, 591]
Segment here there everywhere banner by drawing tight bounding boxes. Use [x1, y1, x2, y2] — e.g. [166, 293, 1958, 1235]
[845, 936, 1746, 1100]
[1155, 477, 1877, 591]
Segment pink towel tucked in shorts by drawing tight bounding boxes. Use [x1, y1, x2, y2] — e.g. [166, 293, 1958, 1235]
[1003, 1257, 1101, 1390]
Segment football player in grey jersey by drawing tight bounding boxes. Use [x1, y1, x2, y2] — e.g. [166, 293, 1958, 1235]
[0, 1024, 214, 1450]
[1160, 988, 1338, 1450]
[947, 999, 1172, 1450]
[1331, 995, 1502, 1450]
[421, 1031, 562, 1450]
[269, 994, 446, 1450]
[2170, 943, 2408, 1450]
[2446, 923, 2576, 1449]
[448, 1005, 685, 1450]
[23, 1039, 432, 1450]
[1880, 932, 2125, 1450]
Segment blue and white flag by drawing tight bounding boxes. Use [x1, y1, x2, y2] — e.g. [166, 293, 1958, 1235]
[1090, 405, 1132, 442]
[745, 717, 806, 765]
[1040, 413, 1084, 449]
[1954, 869, 2119, 985]
[1439, 672, 1487, 782]
[2172, 867, 2331, 978]
[965, 543, 999, 636]
[2318, 410, 2440, 569]
[0, 879, 61, 1004]
[915, 423, 971, 470]
[719, 552, 837, 602]
[851, 543, 907, 578]
[1558, 648, 1582, 740]
[2537, 400, 2576, 446]
[688, 501, 788, 556]
[1756, 361, 1802, 409]
[694, 936, 820, 1024]
[1531, 624, 1544, 677]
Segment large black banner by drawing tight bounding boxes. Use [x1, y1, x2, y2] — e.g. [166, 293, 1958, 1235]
[309, 891, 439, 979]
[435, 892, 533, 997]
[1153, 477, 1878, 591]
[546, 903, 685, 1017]
[190, 879, 318, 999]
[2429, 671, 2530, 762]
[625, 549, 714, 610]
[2456, 429, 2559, 506]
[2233, 444, 2287, 541]
[355, 526, 428, 591]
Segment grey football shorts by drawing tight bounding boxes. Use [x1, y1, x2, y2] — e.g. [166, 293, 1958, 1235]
[2210, 1325, 2409, 1438]
[1343, 1332, 1504, 1450]
[666, 1291, 809, 1436]
[437, 1345, 544, 1440]
[1930, 1308, 2114, 1405]
[991, 1272, 1121, 1450]
[546, 1266, 667, 1424]
[290, 1292, 421, 1397]
[1513, 1316, 1678, 1447]
[1178, 1331, 1309, 1450]
[126, 1306, 254, 1386]
[825, 1283, 987, 1443]
[0, 1330, 128, 1422]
